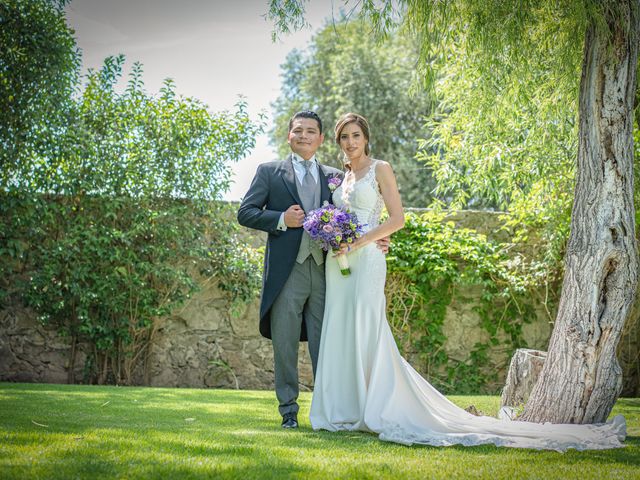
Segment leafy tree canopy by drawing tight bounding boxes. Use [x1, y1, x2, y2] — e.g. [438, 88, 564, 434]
[1, 1, 265, 384]
[0, 0, 79, 187]
[271, 17, 437, 206]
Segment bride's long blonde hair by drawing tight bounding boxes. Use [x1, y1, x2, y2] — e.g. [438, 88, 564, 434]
[334, 112, 371, 171]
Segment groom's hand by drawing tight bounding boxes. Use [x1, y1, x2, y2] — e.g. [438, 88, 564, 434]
[284, 204, 305, 228]
[375, 236, 391, 255]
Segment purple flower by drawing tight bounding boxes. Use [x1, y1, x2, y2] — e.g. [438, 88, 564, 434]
[303, 204, 364, 252]
[328, 176, 342, 192]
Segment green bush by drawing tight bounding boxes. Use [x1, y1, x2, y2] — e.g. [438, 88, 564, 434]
[1, 23, 263, 384]
[386, 210, 540, 394]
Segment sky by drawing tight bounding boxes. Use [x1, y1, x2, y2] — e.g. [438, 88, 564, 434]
[64, 0, 339, 201]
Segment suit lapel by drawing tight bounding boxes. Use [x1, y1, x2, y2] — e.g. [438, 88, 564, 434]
[281, 154, 303, 205]
[318, 164, 332, 204]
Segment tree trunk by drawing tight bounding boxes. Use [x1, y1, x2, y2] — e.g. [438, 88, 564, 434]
[501, 349, 547, 408]
[67, 334, 77, 384]
[521, 1, 639, 424]
[617, 280, 640, 396]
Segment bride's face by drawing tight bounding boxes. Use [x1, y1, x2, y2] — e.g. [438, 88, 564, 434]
[339, 122, 367, 161]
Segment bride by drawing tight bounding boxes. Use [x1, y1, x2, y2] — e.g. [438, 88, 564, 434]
[309, 112, 626, 451]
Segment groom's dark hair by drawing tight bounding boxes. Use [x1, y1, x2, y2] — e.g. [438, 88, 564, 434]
[288, 110, 323, 134]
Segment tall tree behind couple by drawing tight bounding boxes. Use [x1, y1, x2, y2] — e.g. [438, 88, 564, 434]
[238, 111, 625, 450]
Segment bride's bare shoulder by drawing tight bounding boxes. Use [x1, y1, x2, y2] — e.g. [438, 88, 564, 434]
[373, 159, 395, 177]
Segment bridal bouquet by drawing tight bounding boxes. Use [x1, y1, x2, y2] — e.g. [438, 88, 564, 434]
[303, 202, 364, 276]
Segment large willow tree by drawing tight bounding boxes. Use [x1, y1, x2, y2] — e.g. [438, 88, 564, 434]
[269, 0, 639, 424]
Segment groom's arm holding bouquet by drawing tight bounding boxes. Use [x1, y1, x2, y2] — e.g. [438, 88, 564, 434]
[238, 163, 304, 232]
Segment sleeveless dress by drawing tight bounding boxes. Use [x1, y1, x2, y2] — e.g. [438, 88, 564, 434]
[309, 160, 626, 451]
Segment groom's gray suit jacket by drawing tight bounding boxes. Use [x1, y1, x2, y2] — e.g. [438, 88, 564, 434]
[237, 154, 342, 341]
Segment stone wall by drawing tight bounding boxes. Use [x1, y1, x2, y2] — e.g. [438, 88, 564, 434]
[1, 208, 637, 395]
[146, 282, 314, 391]
[0, 278, 549, 393]
[0, 281, 315, 391]
[1, 307, 78, 384]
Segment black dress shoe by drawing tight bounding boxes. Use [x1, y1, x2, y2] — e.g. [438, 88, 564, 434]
[281, 413, 298, 429]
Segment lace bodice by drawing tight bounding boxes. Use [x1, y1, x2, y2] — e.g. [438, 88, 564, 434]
[334, 159, 385, 232]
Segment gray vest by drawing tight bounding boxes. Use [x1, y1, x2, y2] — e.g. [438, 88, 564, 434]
[296, 169, 324, 265]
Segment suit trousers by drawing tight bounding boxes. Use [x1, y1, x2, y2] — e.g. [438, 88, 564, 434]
[270, 256, 325, 416]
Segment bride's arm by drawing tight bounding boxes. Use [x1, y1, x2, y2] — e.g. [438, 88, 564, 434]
[337, 160, 404, 255]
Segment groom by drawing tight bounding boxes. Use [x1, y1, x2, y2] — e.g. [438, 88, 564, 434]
[238, 111, 341, 429]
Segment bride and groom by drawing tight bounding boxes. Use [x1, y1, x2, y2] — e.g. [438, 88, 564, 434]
[237, 110, 625, 451]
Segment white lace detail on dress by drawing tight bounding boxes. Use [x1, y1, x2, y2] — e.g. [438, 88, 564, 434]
[378, 414, 627, 452]
[337, 159, 384, 233]
[364, 160, 384, 231]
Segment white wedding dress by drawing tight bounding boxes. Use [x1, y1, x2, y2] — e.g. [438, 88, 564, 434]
[309, 160, 626, 451]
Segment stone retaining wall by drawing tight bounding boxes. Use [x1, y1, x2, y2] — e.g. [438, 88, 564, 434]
[2, 208, 637, 395]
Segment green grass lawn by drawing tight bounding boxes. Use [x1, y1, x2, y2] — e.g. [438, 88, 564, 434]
[0, 383, 638, 479]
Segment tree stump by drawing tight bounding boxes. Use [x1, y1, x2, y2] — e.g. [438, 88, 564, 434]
[501, 349, 547, 408]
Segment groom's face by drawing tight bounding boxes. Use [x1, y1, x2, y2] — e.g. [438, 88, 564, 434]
[287, 118, 324, 160]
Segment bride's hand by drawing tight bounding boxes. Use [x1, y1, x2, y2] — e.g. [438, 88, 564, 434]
[334, 239, 360, 256]
[375, 236, 391, 255]
[333, 242, 350, 256]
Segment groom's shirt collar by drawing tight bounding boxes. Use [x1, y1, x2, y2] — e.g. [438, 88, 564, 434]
[291, 153, 319, 183]
[292, 153, 317, 165]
